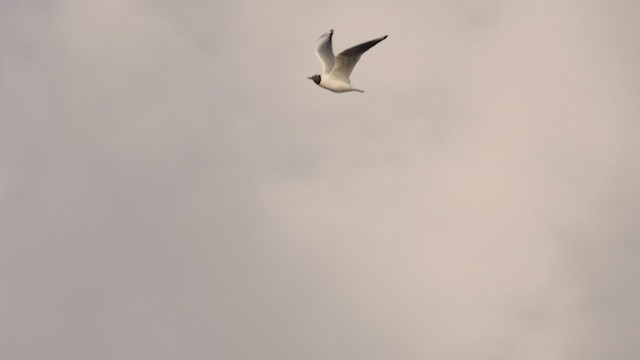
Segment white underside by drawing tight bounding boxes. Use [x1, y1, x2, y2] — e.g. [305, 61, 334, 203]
[319, 77, 363, 93]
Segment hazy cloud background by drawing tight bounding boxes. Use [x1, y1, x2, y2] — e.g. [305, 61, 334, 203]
[1, 0, 639, 359]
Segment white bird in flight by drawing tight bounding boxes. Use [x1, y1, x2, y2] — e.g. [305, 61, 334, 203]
[308, 29, 388, 93]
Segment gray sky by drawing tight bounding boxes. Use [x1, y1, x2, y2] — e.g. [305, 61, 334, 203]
[1, 0, 639, 359]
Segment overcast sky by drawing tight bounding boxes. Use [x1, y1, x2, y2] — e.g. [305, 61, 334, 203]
[1, 1, 639, 359]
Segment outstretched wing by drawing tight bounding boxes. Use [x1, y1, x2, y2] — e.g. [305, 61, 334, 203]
[329, 35, 387, 83]
[315, 29, 335, 75]
[316, 29, 335, 75]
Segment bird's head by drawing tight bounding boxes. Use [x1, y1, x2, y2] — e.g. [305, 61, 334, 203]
[308, 74, 321, 85]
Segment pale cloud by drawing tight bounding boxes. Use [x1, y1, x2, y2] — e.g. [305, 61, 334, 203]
[1, 1, 639, 359]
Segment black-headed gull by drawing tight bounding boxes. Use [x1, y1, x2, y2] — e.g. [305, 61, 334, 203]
[308, 29, 387, 93]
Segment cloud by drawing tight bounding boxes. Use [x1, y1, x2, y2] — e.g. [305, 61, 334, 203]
[1, 1, 638, 359]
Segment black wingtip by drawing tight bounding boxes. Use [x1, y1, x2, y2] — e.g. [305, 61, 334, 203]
[319, 29, 334, 40]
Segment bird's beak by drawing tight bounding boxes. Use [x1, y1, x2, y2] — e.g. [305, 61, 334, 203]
[307, 76, 312, 79]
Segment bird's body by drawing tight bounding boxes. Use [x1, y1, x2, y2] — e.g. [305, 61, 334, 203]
[319, 77, 362, 93]
[308, 29, 387, 93]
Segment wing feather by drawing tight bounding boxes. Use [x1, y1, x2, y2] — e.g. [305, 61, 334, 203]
[329, 35, 387, 83]
[315, 29, 335, 75]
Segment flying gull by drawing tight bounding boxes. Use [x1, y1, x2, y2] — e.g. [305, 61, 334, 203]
[308, 29, 387, 93]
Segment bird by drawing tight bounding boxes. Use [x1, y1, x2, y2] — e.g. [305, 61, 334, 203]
[308, 29, 387, 93]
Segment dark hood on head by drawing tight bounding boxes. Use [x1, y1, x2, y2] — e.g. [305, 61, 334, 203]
[308, 75, 321, 85]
